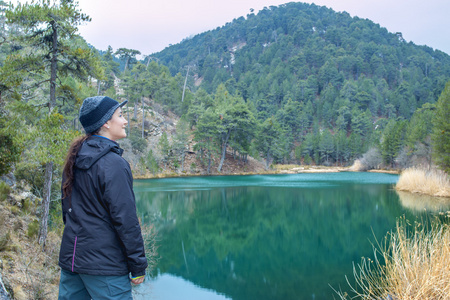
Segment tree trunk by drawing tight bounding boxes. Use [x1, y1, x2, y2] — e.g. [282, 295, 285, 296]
[38, 21, 58, 248]
[207, 153, 212, 174]
[141, 97, 145, 138]
[218, 132, 230, 172]
[39, 161, 53, 249]
[127, 109, 130, 134]
[97, 78, 101, 95]
[125, 57, 129, 71]
[181, 66, 190, 103]
[265, 148, 271, 170]
[181, 150, 185, 172]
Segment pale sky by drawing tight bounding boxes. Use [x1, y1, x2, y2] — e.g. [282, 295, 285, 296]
[10, 0, 450, 56]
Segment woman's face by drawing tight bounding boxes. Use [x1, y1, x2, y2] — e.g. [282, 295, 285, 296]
[102, 108, 128, 141]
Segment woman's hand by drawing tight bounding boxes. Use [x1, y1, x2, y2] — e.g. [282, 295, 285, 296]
[131, 276, 145, 285]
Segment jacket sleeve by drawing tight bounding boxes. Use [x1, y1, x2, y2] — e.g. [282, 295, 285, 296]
[103, 157, 148, 277]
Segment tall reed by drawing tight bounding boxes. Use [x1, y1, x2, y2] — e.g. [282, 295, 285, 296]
[336, 217, 450, 300]
[396, 168, 450, 197]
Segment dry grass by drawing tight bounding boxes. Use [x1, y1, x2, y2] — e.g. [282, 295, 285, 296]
[336, 217, 450, 300]
[272, 164, 302, 171]
[139, 220, 159, 273]
[0, 196, 61, 300]
[396, 168, 450, 197]
[348, 159, 365, 172]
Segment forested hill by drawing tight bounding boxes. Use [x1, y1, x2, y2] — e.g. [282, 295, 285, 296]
[143, 1, 450, 169]
[155, 2, 450, 113]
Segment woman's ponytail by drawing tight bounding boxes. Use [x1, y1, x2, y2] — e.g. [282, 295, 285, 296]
[62, 134, 92, 199]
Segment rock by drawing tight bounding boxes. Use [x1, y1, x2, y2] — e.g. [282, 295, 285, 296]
[0, 173, 15, 187]
[0, 274, 11, 300]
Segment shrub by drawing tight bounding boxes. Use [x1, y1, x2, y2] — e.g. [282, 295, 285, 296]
[129, 131, 148, 153]
[0, 231, 11, 251]
[27, 220, 40, 239]
[146, 150, 160, 175]
[0, 180, 11, 202]
[0, 132, 22, 177]
[349, 159, 364, 171]
[359, 147, 382, 171]
[14, 162, 45, 196]
[10, 206, 20, 215]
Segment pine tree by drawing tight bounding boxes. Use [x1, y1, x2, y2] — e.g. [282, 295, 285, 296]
[255, 117, 284, 170]
[431, 82, 450, 173]
[380, 119, 407, 168]
[158, 132, 171, 170]
[3, 0, 100, 247]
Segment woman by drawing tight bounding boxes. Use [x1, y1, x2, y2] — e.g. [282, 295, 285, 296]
[58, 96, 147, 300]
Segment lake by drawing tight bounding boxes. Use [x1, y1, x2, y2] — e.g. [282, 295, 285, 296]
[132, 172, 448, 300]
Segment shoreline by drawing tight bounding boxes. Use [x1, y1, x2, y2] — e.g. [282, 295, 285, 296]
[133, 166, 401, 180]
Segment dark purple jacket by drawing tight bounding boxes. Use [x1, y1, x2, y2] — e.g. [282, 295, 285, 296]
[59, 136, 147, 277]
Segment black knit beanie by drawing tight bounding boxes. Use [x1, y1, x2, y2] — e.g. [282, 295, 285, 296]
[79, 96, 128, 133]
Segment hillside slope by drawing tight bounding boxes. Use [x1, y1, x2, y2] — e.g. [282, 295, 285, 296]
[120, 98, 266, 178]
[152, 1, 450, 125]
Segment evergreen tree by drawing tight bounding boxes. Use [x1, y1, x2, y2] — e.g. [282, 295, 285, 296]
[4, 0, 100, 247]
[115, 47, 141, 71]
[186, 89, 212, 128]
[194, 108, 220, 174]
[334, 129, 348, 165]
[172, 118, 190, 172]
[380, 119, 407, 167]
[215, 93, 256, 172]
[146, 149, 160, 175]
[158, 132, 171, 170]
[319, 129, 334, 165]
[0, 103, 21, 176]
[100, 45, 120, 95]
[431, 82, 450, 173]
[255, 117, 284, 170]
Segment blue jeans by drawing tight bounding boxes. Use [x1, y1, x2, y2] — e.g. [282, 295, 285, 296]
[58, 269, 132, 300]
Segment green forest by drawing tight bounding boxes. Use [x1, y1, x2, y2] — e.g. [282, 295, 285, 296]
[1, 0, 450, 246]
[150, 2, 450, 171]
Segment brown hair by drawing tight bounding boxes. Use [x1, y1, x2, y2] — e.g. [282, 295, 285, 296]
[62, 134, 92, 199]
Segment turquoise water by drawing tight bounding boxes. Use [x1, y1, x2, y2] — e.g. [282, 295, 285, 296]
[132, 172, 437, 300]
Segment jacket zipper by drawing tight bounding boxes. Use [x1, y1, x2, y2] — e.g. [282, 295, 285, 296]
[72, 236, 77, 272]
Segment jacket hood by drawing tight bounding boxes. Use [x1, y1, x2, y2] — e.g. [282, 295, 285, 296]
[75, 136, 124, 170]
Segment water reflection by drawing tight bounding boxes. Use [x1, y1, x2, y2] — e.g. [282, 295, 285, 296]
[133, 274, 231, 300]
[396, 190, 450, 213]
[134, 173, 410, 300]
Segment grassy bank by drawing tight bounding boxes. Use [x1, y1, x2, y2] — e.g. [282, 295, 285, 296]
[337, 216, 450, 299]
[396, 168, 450, 197]
[0, 180, 61, 299]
